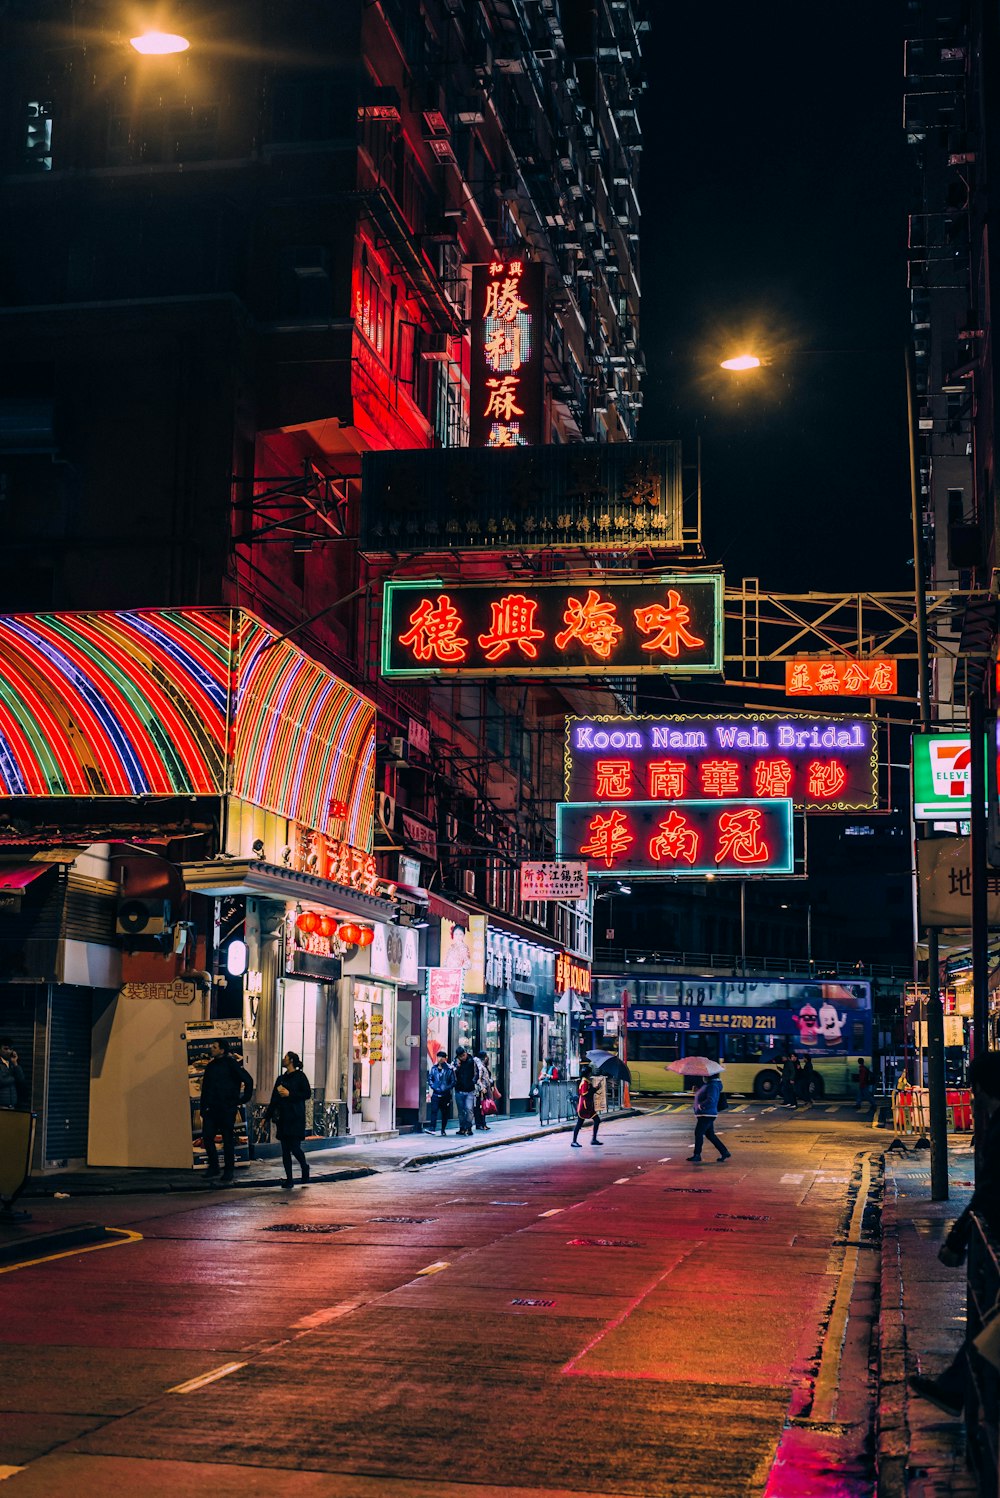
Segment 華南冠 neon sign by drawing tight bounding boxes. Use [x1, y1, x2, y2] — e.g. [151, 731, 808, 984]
[382, 576, 723, 678]
[564, 713, 877, 812]
[556, 799, 795, 878]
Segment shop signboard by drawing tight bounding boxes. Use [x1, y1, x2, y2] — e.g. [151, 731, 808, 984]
[361, 433, 683, 554]
[917, 836, 1000, 926]
[555, 952, 592, 997]
[427, 967, 463, 1012]
[557, 799, 795, 878]
[785, 659, 898, 696]
[485, 928, 555, 1014]
[294, 823, 396, 898]
[520, 860, 588, 901]
[470, 255, 545, 448]
[439, 915, 486, 995]
[565, 714, 877, 812]
[370, 923, 419, 986]
[381, 575, 723, 678]
[121, 979, 197, 1002]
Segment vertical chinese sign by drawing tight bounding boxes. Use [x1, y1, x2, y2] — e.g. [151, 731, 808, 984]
[470, 256, 544, 447]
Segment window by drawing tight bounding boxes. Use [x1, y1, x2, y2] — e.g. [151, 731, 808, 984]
[24, 101, 53, 171]
[355, 250, 390, 357]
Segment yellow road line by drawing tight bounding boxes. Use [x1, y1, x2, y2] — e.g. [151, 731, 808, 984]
[0, 1227, 142, 1275]
[169, 1361, 246, 1394]
[0, 1468, 24, 1482]
[416, 1260, 450, 1276]
[811, 1153, 872, 1423]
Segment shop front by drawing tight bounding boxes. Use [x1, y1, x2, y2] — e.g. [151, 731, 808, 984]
[484, 927, 557, 1115]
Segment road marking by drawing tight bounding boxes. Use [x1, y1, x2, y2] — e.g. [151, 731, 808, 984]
[781, 1173, 805, 1184]
[538, 1208, 563, 1217]
[561, 1257, 686, 1376]
[416, 1260, 450, 1276]
[811, 1153, 873, 1423]
[169, 1361, 246, 1394]
[0, 1227, 142, 1276]
[614, 1177, 630, 1184]
[293, 1301, 362, 1329]
[0, 1469, 23, 1483]
[658, 1157, 672, 1162]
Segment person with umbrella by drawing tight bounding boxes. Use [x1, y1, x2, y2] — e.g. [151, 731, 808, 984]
[666, 1057, 731, 1163]
[571, 1062, 603, 1147]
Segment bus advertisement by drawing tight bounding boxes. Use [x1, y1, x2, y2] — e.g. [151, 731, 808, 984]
[594, 976, 872, 1100]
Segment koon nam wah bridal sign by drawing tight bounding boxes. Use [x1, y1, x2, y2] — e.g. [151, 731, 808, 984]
[564, 714, 878, 812]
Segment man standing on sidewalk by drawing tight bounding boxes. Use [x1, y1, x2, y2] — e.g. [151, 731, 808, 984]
[199, 1039, 253, 1187]
[453, 1047, 477, 1137]
[426, 1052, 455, 1136]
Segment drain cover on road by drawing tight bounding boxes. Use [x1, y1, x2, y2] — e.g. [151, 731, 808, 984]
[714, 1212, 769, 1223]
[369, 1216, 436, 1224]
[567, 1237, 640, 1248]
[261, 1223, 351, 1234]
[511, 1297, 555, 1307]
[490, 1200, 528, 1206]
[663, 1187, 711, 1195]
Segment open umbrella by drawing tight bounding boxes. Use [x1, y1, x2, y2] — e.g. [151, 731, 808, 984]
[585, 1049, 632, 1084]
[666, 1057, 723, 1077]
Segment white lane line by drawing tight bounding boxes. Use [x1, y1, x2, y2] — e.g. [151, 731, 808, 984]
[416, 1260, 450, 1276]
[614, 1177, 630, 1184]
[780, 1173, 805, 1184]
[538, 1208, 563, 1217]
[169, 1361, 246, 1394]
[293, 1301, 362, 1329]
[658, 1157, 673, 1162]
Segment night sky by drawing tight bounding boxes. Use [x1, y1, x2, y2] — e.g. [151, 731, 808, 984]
[637, 5, 915, 596]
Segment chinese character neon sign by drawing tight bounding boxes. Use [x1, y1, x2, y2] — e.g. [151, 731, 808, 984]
[785, 659, 898, 696]
[382, 576, 723, 678]
[470, 256, 543, 446]
[564, 713, 878, 812]
[556, 799, 795, 878]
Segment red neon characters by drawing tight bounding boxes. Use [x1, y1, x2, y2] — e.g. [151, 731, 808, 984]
[648, 810, 700, 866]
[648, 760, 688, 799]
[716, 807, 771, 865]
[483, 375, 525, 424]
[595, 759, 634, 799]
[579, 809, 633, 868]
[555, 589, 623, 660]
[753, 759, 794, 798]
[634, 589, 705, 657]
[807, 760, 848, 799]
[398, 595, 469, 664]
[477, 593, 545, 661]
[700, 760, 741, 797]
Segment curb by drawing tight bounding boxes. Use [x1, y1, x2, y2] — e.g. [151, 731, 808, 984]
[396, 1109, 639, 1169]
[875, 1166, 909, 1498]
[23, 1164, 380, 1199]
[0, 1222, 112, 1265]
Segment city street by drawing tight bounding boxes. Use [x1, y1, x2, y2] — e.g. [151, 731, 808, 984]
[0, 1105, 882, 1498]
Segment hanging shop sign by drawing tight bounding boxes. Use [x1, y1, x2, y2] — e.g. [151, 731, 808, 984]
[370, 923, 419, 986]
[555, 952, 592, 997]
[565, 714, 878, 812]
[469, 254, 544, 448]
[785, 659, 898, 697]
[360, 440, 683, 554]
[916, 837, 1000, 927]
[294, 824, 396, 898]
[520, 860, 589, 901]
[427, 966, 464, 1012]
[382, 575, 723, 678]
[557, 799, 795, 878]
[911, 732, 1000, 821]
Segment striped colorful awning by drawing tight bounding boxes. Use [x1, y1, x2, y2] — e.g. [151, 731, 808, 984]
[0, 609, 375, 849]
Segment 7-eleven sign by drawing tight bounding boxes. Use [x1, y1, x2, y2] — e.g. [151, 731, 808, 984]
[913, 732, 983, 819]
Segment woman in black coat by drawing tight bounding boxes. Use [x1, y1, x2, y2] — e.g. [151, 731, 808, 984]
[266, 1051, 312, 1188]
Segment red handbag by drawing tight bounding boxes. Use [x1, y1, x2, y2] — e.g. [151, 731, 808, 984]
[481, 1096, 498, 1116]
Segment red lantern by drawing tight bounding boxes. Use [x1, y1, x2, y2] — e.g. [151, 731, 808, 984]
[296, 910, 318, 934]
[318, 915, 337, 939]
[357, 926, 374, 947]
[339, 921, 361, 946]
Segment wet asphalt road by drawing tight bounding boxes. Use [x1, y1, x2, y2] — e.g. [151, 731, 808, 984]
[0, 1103, 880, 1497]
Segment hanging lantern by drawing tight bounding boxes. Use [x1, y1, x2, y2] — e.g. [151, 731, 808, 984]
[357, 926, 375, 947]
[339, 921, 361, 946]
[296, 910, 318, 934]
[318, 915, 337, 939]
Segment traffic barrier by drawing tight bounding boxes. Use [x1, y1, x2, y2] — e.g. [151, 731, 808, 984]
[891, 1084, 972, 1132]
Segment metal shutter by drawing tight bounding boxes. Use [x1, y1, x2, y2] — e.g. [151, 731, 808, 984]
[45, 990, 91, 1163]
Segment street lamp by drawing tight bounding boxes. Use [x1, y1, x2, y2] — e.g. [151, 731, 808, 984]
[129, 30, 190, 54]
[719, 354, 763, 371]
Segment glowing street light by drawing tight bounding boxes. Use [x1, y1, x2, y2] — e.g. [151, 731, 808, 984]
[719, 354, 762, 371]
[129, 30, 190, 55]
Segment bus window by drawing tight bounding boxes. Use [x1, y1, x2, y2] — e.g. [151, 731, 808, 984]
[723, 1033, 771, 1064]
[685, 1033, 720, 1061]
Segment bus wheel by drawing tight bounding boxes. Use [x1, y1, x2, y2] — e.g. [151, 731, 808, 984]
[753, 1070, 781, 1100]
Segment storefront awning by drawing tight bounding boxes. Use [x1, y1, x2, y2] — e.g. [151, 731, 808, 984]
[0, 861, 56, 892]
[181, 858, 397, 923]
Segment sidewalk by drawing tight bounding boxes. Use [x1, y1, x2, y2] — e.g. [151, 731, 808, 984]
[878, 1139, 978, 1498]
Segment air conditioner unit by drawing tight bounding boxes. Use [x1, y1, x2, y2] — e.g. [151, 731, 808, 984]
[116, 898, 171, 937]
[376, 792, 397, 831]
[461, 869, 477, 897]
[388, 736, 409, 765]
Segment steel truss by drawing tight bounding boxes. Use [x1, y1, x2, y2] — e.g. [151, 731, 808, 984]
[231, 464, 356, 545]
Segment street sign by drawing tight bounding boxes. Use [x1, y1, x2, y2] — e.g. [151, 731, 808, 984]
[520, 860, 588, 900]
[556, 798, 795, 878]
[565, 712, 878, 811]
[381, 575, 723, 678]
[916, 836, 1000, 926]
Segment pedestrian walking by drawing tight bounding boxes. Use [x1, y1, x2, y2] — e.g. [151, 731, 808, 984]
[0, 1038, 26, 1109]
[199, 1038, 254, 1187]
[571, 1064, 603, 1147]
[265, 1051, 312, 1188]
[799, 1056, 816, 1108]
[780, 1053, 798, 1108]
[427, 1051, 455, 1136]
[855, 1059, 874, 1111]
[908, 1052, 1000, 1416]
[453, 1046, 477, 1136]
[473, 1050, 494, 1131]
[687, 1073, 732, 1162]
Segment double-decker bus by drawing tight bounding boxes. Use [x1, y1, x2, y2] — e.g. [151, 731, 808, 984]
[594, 975, 873, 1100]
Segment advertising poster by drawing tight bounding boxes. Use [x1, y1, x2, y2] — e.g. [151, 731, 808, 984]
[184, 1019, 248, 1166]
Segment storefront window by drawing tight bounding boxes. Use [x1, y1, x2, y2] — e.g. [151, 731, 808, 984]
[455, 1001, 479, 1056]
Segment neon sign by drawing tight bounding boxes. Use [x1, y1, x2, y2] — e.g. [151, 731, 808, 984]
[557, 799, 795, 878]
[785, 659, 898, 696]
[564, 714, 877, 812]
[382, 577, 723, 678]
[470, 256, 544, 446]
